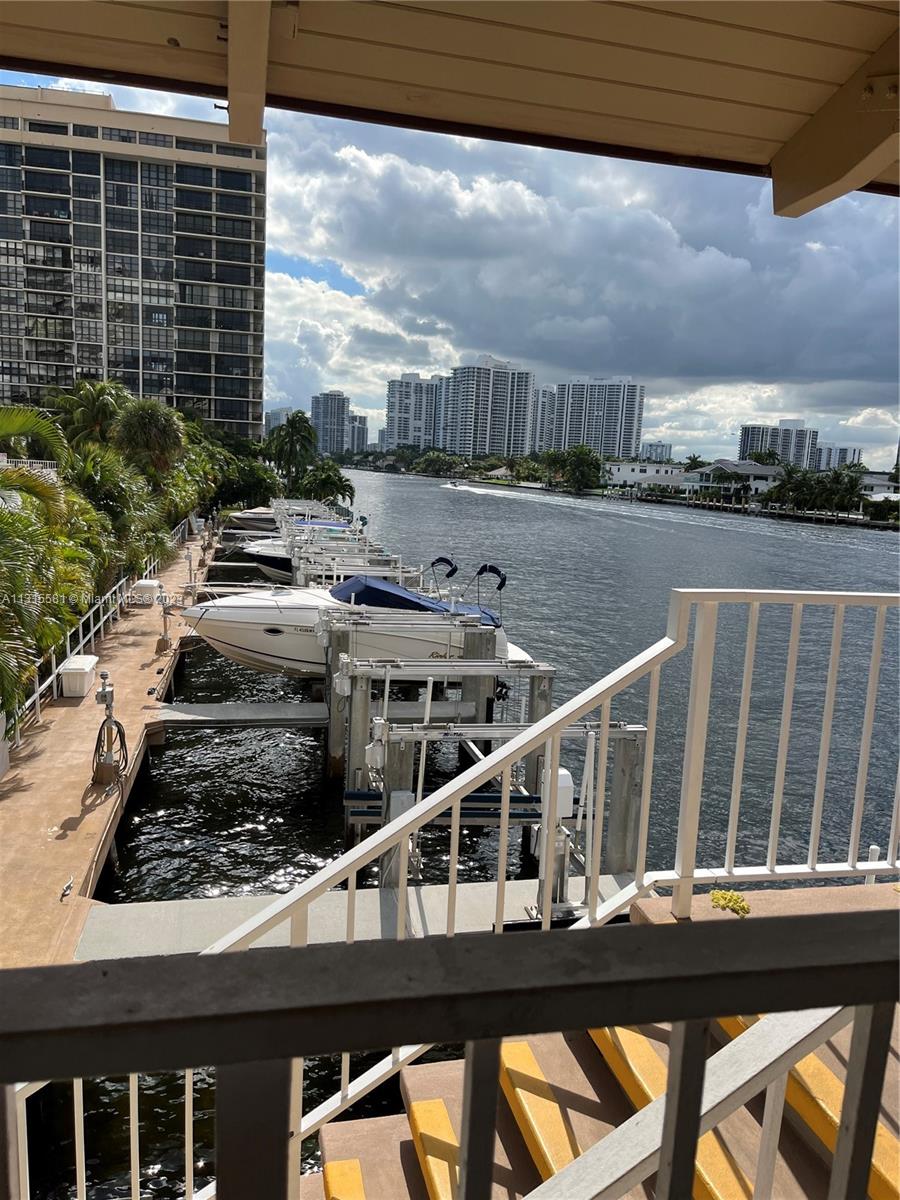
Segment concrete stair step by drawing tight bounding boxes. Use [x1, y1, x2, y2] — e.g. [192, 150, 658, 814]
[716, 1010, 900, 1200]
[297, 1172, 326, 1199]
[318, 1113, 429, 1200]
[498, 1031, 650, 1196]
[591, 1022, 830, 1200]
[400, 1058, 540, 1200]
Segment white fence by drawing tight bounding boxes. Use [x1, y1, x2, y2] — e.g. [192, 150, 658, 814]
[7, 515, 194, 747]
[0, 456, 60, 476]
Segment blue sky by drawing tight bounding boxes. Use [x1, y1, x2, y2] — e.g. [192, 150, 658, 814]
[2, 67, 898, 465]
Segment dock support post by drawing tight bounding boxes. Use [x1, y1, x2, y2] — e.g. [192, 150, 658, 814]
[460, 625, 496, 760]
[605, 729, 646, 876]
[346, 674, 372, 793]
[523, 673, 553, 794]
[326, 629, 351, 786]
[380, 788, 416, 889]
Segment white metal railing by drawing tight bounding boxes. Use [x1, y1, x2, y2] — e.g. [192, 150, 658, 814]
[6, 515, 194, 747]
[0, 456, 60, 476]
[200, 588, 899, 1141]
[4, 913, 897, 1200]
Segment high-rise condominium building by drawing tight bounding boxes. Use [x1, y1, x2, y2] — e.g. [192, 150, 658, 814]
[641, 441, 673, 462]
[347, 412, 368, 453]
[0, 86, 266, 437]
[543, 376, 644, 458]
[385, 372, 443, 449]
[531, 385, 556, 454]
[385, 357, 534, 457]
[815, 443, 863, 471]
[311, 389, 349, 455]
[442, 355, 534, 458]
[738, 419, 818, 468]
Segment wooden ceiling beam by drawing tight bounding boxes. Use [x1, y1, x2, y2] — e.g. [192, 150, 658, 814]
[771, 29, 900, 217]
[226, 0, 272, 144]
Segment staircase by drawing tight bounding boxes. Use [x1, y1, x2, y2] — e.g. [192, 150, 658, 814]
[294, 1007, 900, 1200]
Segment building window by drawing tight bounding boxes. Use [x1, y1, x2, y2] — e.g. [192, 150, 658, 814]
[74, 298, 102, 320]
[25, 195, 71, 220]
[24, 170, 70, 195]
[72, 151, 101, 175]
[73, 248, 102, 271]
[141, 189, 173, 215]
[141, 163, 173, 187]
[215, 216, 251, 240]
[215, 192, 251, 216]
[218, 286, 250, 309]
[175, 212, 213, 236]
[215, 354, 249, 376]
[73, 200, 100, 224]
[74, 320, 103, 342]
[0, 194, 22, 217]
[215, 239, 251, 263]
[141, 213, 174, 240]
[175, 372, 211, 395]
[106, 182, 138, 208]
[24, 243, 70, 267]
[24, 146, 70, 170]
[28, 220, 71, 244]
[141, 233, 173, 257]
[106, 206, 139, 231]
[144, 305, 173, 327]
[176, 350, 211, 373]
[107, 301, 139, 324]
[177, 259, 213, 282]
[74, 224, 102, 248]
[73, 176, 101, 200]
[142, 257, 173, 281]
[0, 117, 19, 130]
[175, 305, 211, 327]
[175, 164, 213, 188]
[102, 127, 137, 143]
[105, 158, 138, 183]
[0, 216, 23, 240]
[214, 308, 250, 331]
[25, 267, 71, 291]
[28, 120, 68, 135]
[175, 138, 213, 154]
[73, 124, 98, 139]
[216, 168, 252, 192]
[178, 327, 209, 349]
[106, 230, 139, 255]
[107, 253, 139, 278]
[174, 187, 213, 211]
[139, 131, 173, 148]
[142, 325, 174, 348]
[216, 143, 253, 158]
[215, 263, 251, 285]
[178, 283, 210, 306]
[175, 234, 214, 259]
[215, 375, 250, 397]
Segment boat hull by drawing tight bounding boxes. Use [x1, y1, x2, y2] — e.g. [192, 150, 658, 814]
[182, 590, 512, 677]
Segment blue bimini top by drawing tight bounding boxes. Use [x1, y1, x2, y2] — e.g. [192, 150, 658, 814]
[330, 575, 501, 627]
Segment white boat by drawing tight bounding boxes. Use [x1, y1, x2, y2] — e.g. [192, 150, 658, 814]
[243, 537, 391, 584]
[181, 575, 520, 676]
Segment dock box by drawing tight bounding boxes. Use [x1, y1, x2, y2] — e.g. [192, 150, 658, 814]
[58, 654, 99, 698]
[131, 578, 159, 605]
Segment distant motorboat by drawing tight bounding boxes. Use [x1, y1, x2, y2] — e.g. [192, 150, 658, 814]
[181, 574, 521, 676]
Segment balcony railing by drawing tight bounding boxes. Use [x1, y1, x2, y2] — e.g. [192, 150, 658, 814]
[3, 913, 897, 1200]
[198, 588, 899, 1137]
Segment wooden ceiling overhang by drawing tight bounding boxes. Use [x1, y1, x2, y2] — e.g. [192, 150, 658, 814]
[0, 0, 897, 216]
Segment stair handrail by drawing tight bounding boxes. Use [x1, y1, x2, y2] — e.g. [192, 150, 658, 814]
[202, 590, 693, 954]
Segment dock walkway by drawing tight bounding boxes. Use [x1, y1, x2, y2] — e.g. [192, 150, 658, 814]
[0, 541, 202, 969]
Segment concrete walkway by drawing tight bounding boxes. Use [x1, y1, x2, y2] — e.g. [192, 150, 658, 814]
[0, 540, 202, 969]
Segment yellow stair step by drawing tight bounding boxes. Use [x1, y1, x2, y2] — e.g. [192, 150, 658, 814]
[718, 1013, 900, 1200]
[590, 1025, 753, 1200]
[408, 1099, 459, 1200]
[323, 1159, 365, 1200]
[499, 1041, 580, 1180]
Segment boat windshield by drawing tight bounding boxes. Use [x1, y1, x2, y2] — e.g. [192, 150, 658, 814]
[330, 575, 501, 627]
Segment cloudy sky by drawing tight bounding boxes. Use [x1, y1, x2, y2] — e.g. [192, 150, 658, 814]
[4, 70, 898, 467]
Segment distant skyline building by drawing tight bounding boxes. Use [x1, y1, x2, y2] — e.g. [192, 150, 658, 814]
[0, 84, 267, 438]
[531, 385, 556, 454]
[738, 419, 819, 468]
[815, 442, 863, 470]
[641, 440, 672, 462]
[264, 405, 292, 436]
[310, 388, 349, 456]
[541, 376, 644, 459]
[347, 412, 368, 453]
[385, 372, 442, 449]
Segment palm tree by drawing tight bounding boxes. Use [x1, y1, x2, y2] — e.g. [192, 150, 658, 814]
[298, 458, 355, 504]
[111, 397, 186, 478]
[684, 454, 708, 471]
[48, 380, 133, 448]
[0, 404, 68, 463]
[0, 406, 67, 521]
[266, 411, 317, 492]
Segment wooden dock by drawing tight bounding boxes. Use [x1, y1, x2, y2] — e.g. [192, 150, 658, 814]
[0, 540, 206, 969]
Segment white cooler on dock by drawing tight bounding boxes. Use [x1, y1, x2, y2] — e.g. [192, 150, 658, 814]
[58, 654, 99, 698]
[131, 578, 159, 605]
